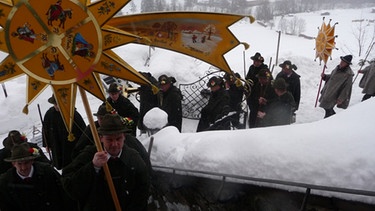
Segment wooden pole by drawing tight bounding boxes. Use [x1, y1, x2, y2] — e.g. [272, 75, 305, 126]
[79, 87, 122, 211]
[271, 31, 281, 74]
[352, 42, 375, 84]
[275, 31, 281, 66]
[314, 64, 327, 107]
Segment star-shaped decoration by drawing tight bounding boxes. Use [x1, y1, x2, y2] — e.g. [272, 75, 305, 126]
[0, 0, 155, 134]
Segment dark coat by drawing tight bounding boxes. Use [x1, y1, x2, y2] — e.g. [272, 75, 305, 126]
[159, 85, 183, 132]
[0, 142, 50, 174]
[245, 63, 269, 87]
[106, 95, 140, 136]
[227, 83, 244, 112]
[71, 121, 99, 159]
[197, 88, 230, 132]
[259, 91, 296, 127]
[62, 145, 150, 211]
[248, 82, 277, 128]
[276, 71, 301, 110]
[42, 107, 86, 170]
[359, 62, 375, 95]
[0, 162, 68, 211]
[319, 65, 354, 109]
[138, 73, 159, 131]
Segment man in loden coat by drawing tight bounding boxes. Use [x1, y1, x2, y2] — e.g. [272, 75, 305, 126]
[319, 55, 354, 118]
[358, 59, 375, 101]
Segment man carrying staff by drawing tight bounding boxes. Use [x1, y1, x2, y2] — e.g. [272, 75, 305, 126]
[62, 113, 150, 211]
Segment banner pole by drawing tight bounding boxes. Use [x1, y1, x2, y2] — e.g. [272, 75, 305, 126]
[315, 64, 327, 107]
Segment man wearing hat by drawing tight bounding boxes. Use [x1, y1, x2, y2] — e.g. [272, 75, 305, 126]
[71, 104, 151, 171]
[43, 94, 86, 170]
[106, 82, 140, 136]
[245, 52, 271, 127]
[276, 60, 301, 111]
[62, 114, 150, 211]
[158, 74, 183, 132]
[197, 76, 230, 132]
[248, 68, 277, 128]
[0, 130, 50, 174]
[257, 78, 296, 127]
[0, 143, 70, 210]
[223, 71, 244, 128]
[319, 55, 354, 118]
[246, 52, 269, 87]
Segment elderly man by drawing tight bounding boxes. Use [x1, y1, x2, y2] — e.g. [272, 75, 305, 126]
[62, 114, 150, 211]
[0, 142, 69, 211]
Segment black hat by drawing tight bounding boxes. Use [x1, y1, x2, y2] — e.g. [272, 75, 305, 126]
[107, 83, 122, 93]
[94, 104, 110, 116]
[48, 94, 57, 104]
[279, 60, 297, 71]
[256, 68, 272, 78]
[3, 130, 28, 149]
[158, 74, 171, 85]
[4, 142, 40, 162]
[207, 76, 223, 88]
[97, 114, 132, 135]
[272, 78, 288, 90]
[340, 55, 353, 65]
[250, 52, 264, 62]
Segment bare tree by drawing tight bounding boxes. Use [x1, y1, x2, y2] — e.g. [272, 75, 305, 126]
[352, 19, 375, 57]
[288, 16, 306, 35]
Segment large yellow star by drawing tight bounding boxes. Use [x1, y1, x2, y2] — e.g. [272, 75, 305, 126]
[0, 0, 154, 135]
[315, 18, 337, 65]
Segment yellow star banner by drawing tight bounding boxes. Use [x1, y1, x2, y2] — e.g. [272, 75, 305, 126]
[0, 0, 155, 135]
[315, 18, 337, 65]
[107, 12, 255, 73]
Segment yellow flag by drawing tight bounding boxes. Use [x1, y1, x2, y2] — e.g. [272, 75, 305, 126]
[107, 12, 254, 73]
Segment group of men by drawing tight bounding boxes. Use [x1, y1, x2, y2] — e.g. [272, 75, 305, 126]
[1, 50, 375, 210]
[196, 52, 301, 131]
[0, 70, 187, 210]
[197, 51, 375, 130]
[0, 109, 151, 210]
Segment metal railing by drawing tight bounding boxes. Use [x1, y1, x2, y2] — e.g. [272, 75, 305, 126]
[152, 165, 375, 210]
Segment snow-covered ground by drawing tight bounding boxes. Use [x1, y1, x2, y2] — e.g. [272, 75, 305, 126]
[1, 7, 375, 204]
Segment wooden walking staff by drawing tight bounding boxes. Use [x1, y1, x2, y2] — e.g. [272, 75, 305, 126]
[352, 42, 375, 84]
[314, 64, 327, 107]
[79, 87, 122, 211]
